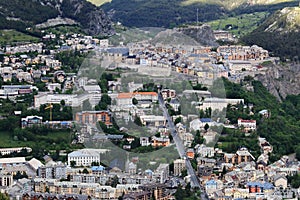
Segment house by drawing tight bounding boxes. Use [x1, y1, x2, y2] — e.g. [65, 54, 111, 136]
[224, 147, 255, 164]
[47, 83, 61, 92]
[259, 109, 270, 118]
[151, 136, 170, 147]
[108, 80, 121, 91]
[161, 89, 176, 100]
[21, 116, 43, 128]
[237, 118, 256, 132]
[140, 137, 150, 146]
[205, 179, 218, 194]
[53, 70, 66, 83]
[273, 174, 288, 189]
[196, 144, 215, 158]
[169, 98, 180, 112]
[246, 182, 274, 193]
[139, 115, 166, 128]
[127, 162, 137, 174]
[186, 148, 195, 159]
[224, 188, 249, 199]
[189, 118, 215, 131]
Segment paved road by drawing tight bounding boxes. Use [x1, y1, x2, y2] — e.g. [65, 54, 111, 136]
[158, 93, 209, 199]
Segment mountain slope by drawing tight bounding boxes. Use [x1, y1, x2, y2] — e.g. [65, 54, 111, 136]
[0, 0, 114, 36]
[100, 0, 298, 27]
[242, 6, 300, 59]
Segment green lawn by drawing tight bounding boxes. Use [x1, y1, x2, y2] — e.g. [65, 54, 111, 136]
[207, 12, 269, 37]
[0, 30, 40, 44]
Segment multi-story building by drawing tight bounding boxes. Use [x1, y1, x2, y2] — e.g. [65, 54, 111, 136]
[173, 159, 186, 176]
[75, 110, 112, 126]
[67, 149, 109, 167]
[38, 162, 67, 180]
[155, 164, 169, 184]
[224, 147, 255, 164]
[0, 147, 32, 155]
[116, 92, 158, 106]
[34, 92, 101, 108]
[0, 173, 13, 187]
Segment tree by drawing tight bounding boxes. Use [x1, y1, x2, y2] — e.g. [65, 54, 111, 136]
[180, 169, 187, 178]
[134, 115, 143, 126]
[111, 175, 119, 187]
[0, 193, 9, 200]
[296, 146, 300, 161]
[70, 161, 76, 167]
[204, 123, 209, 131]
[60, 99, 65, 106]
[174, 117, 182, 125]
[82, 168, 89, 174]
[132, 97, 138, 105]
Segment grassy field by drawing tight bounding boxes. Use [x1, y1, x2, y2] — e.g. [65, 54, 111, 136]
[109, 27, 164, 45]
[0, 130, 72, 149]
[207, 12, 269, 37]
[87, 0, 111, 6]
[0, 30, 40, 44]
[44, 25, 84, 35]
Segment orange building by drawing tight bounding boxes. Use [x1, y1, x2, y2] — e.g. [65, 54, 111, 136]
[151, 137, 170, 147]
[186, 148, 195, 159]
[75, 111, 112, 126]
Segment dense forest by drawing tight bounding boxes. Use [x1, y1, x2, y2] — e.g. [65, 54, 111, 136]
[220, 77, 300, 161]
[0, 0, 113, 36]
[101, 0, 298, 28]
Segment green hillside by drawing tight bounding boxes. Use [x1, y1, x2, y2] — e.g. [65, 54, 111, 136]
[100, 0, 298, 27]
[207, 12, 268, 36]
[242, 6, 300, 59]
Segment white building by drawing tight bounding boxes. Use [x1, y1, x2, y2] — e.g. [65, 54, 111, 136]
[139, 115, 166, 127]
[155, 163, 169, 184]
[237, 118, 256, 132]
[0, 173, 13, 187]
[34, 92, 101, 108]
[200, 98, 244, 111]
[196, 144, 215, 158]
[0, 147, 32, 155]
[173, 159, 186, 176]
[67, 149, 109, 167]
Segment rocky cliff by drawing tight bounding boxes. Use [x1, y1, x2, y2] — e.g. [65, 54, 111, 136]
[176, 24, 218, 46]
[60, 0, 115, 36]
[255, 62, 300, 100]
[0, 0, 114, 36]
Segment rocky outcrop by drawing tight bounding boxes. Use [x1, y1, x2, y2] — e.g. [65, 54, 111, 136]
[176, 24, 218, 46]
[255, 62, 300, 101]
[60, 0, 115, 36]
[151, 29, 200, 46]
